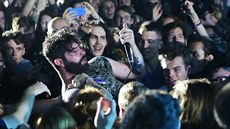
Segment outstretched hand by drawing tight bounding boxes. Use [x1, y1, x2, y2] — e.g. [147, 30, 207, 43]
[94, 97, 117, 129]
[24, 81, 51, 97]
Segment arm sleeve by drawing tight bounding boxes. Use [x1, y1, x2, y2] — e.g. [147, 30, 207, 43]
[1, 114, 21, 129]
[0, 118, 7, 129]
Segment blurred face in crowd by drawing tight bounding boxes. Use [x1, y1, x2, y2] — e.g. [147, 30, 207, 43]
[116, 10, 133, 28]
[204, 11, 218, 26]
[139, 30, 162, 61]
[189, 41, 209, 74]
[162, 56, 189, 87]
[118, 0, 132, 6]
[167, 27, 187, 45]
[4, 40, 25, 65]
[102, 1, 116, 20]
[40, 14, 52, 32]
[47, 18, 69, 36]
[0, 11, 5, 30]
[89, 26, 108, 56]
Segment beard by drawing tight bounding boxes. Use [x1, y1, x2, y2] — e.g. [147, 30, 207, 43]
[63, 56, 89, 74]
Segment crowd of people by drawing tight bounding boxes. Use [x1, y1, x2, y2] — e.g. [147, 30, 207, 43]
[0, 0, 230, 128]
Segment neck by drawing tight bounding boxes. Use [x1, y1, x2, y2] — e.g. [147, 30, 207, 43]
[58, 68, 76, 95]
[145, 56, 159, 73]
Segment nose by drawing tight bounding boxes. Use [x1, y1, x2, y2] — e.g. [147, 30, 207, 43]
[96, 38, 101, 44]
[11, 49, 16, 56]
[169, 70, 175, 78]
[143, 41, 150, 48]
[79, 48, 86, 56]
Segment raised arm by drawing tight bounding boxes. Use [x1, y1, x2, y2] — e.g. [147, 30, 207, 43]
[1, 82, 50, 129]
[183, 0, 211, 40]
[109, 24, 145, 79]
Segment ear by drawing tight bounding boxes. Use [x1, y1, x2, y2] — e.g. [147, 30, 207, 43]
[54, 58, 65, 67]
[186, 65, 191, 76]
[158, 41, 162, 50]
[205, 54, 214, 62]
[184, 39, 188, 46]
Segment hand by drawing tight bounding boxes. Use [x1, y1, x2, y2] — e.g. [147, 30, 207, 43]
[94, 97, 117, 129]
[119, 23, 136, 47]
[83, 2, 96, 15]
[181, 0, 195, 15]
[35, 0, 48, 12]
[152, 3, 163, 22]
[72, 73, 90, 87]
[24, 81, 51, 97]
[80, 21, 94, 34]
[63, 7, 79, 25]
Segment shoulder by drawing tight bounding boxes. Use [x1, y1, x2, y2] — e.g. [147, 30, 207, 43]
[20, 58, 33, 67]
[88, 56, 110, 66]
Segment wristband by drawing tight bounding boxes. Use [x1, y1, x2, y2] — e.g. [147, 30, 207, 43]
[194, 20, 202, 27]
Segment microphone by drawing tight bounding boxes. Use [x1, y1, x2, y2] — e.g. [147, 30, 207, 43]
[123, 42, 134, 66]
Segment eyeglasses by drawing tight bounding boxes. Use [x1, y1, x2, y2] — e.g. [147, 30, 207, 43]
[116, 15, 131, 21]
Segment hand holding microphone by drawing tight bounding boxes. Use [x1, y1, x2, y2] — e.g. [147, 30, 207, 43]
[119, 23, 135, 66]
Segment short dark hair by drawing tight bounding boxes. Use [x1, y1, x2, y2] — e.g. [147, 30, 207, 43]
[42, 28, 83, 67]
[188, 37, 220, 59]
[121, 90, 181, 129]
[116, 5, 134, 19]
[1, 30, 25, 45]
[161, 42, 191, 68]
[162, 21, 187, 45]
[138, 21, 162, 36]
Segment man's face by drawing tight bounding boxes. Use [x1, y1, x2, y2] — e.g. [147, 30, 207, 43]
[204, 12, 218, 26]
[189, 41, 208, 74]
[162, 56, 189, 87]
[168, 27, 186, 45]
[63, 42, 89, 74]
[89, 26, 108, 56]
[102, 1, 116, 20]
[118, 0, 132, 6]
[4, 39, 25, 65]
[116, 10, 133, 28]
[139, 30, 161, 61]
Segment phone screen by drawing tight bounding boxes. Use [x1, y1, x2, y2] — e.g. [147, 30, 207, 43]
[69, 7, 86, 16]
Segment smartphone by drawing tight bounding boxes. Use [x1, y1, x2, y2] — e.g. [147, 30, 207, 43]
[101, 98, 111, 115]
[69, 7, 86, 16]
